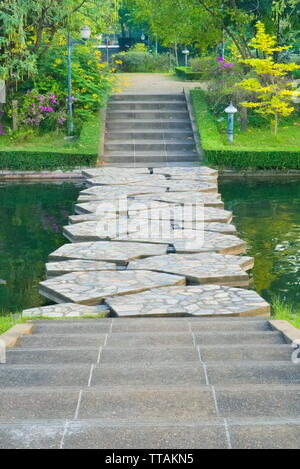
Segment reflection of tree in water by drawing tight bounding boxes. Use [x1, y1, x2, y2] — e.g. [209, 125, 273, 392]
[0, 182, 84, 314]
[220, 179, 300, 307]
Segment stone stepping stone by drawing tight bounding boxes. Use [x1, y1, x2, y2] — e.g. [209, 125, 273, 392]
[177, 222, 237, 235]
[46, 260, 118, 278]
[163, 180, 218, 193]
[86, 174, 166, 186]
[48, 241, 168, 265]
[105, 285, 270, 317]
[134, 207, 232, 223]
[134, 192, 224, 209]
[153, 167, 218, 177]
[82, 167, 150, 178]
[22, 303, 106, 318]
[39, 270, 185, 305]
[63, 219, 155, 243]
[79, 185, 167, 199]
[75, 199, 170, 215]
[128, 253, 253, 287]
[116, 231, 246, 255]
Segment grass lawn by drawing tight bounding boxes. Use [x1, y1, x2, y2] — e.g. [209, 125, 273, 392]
[0, 314, 27, 335]
[191, 88, 300, 169]
[272, 299, 300, 329]
[0, 113, 101, 156]
[217, 121, 300, 152]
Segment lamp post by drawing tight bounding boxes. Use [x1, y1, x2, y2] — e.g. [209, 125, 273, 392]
[182, 48, 190, 67]
[67, 25, 91, 136]
[224, 102, 238, 143]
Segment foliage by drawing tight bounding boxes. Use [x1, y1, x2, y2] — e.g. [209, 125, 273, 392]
[37, 44, 114, 122]
[236, 22, 300, 134]
[0, 0, 118, 86]
[16, 90, 66, 130]
[115, 51, 175, 72]
[129, 42, 148, 52]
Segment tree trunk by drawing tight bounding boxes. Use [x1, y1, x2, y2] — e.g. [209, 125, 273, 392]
[240, 106, 248, 132]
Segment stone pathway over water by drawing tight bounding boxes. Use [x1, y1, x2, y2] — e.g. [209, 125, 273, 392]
[1, 88, 300, 449]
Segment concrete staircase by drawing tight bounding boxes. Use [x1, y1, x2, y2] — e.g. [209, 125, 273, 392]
[1, 317, 300, 449]
[102, 93, 199, 166]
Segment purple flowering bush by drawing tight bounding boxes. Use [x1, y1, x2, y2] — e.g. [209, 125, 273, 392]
[18, 90, 67, 131]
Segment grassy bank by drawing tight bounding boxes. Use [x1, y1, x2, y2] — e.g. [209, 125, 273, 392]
[0, 113, 101, 170]
[0, 314, 26, 335]
[190, 88, 300, 169]
[272, 299, 300, 329]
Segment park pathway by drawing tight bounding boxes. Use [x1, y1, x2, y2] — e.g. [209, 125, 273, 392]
[1, 77, 300, 449]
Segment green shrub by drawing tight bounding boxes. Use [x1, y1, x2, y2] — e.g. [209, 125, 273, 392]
[175, 67, 202, 81]
[0, 151, 97, 170]
[189, 56, 216, 80]
[115, 52, 174, 72]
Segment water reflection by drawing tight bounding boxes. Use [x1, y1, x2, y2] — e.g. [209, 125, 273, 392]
[220, 178, 300, 306]
[0, 181, 84, 315]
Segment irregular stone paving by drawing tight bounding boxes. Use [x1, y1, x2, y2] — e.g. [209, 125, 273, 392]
[39, 270, 185, 305]
[79, 184, 167, 197]
[87, 177, 218, 193]
[22, 303, 106, 317]
[46, 260, 118, 278]
[127, 253, 253, 286]
[152, 166, 218, 177]
[115, 230, 246, 255]
[134, 191, 223, 205]
[30, 164, 268, 317]
[49, 241, 168, 264]
[135, 206, 232, 223]
[75, 200, 171, 215]
[105, 285, 270, 317]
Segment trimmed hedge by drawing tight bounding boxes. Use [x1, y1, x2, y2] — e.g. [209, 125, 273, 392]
[0, 151, 97, 171]
[175, 67, 202, 81]
[205, 149, 300, 169]
[190, 88, 300, 170]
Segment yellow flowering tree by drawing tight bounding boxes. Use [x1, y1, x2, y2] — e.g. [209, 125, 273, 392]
[236, 22, 300, 134]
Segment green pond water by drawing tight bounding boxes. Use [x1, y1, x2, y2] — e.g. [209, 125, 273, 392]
[0, 179, 299, 315]
[0, 181, 84, 315]
[220, 178, 300, 308]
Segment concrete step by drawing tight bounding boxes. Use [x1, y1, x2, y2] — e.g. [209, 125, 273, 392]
[105, 130, 194, 140]
[6, 347, 101, 365]
[0, 419, 230, 449]
[18, 333, 107, 348]
[31, 322, 111, 335]
[110, 94, 186, 102]
[104, 141, 196, 152]
[2, 417, 300, 449]
[99, 344, 292, 364]
[0, 364, 91, 388]
[214, 384, 300, 418]
[108, 102, 188, 111]
[109, 318, 271, 333]
[207, 362, 300, 385]
[106, 120, 193, 130]
[94, 331, 284, 348]
[193, 331, 284, 345]
[0, 363, 205, 388]
[103, 151, 197, 162]
[106, 111, 190, 120]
